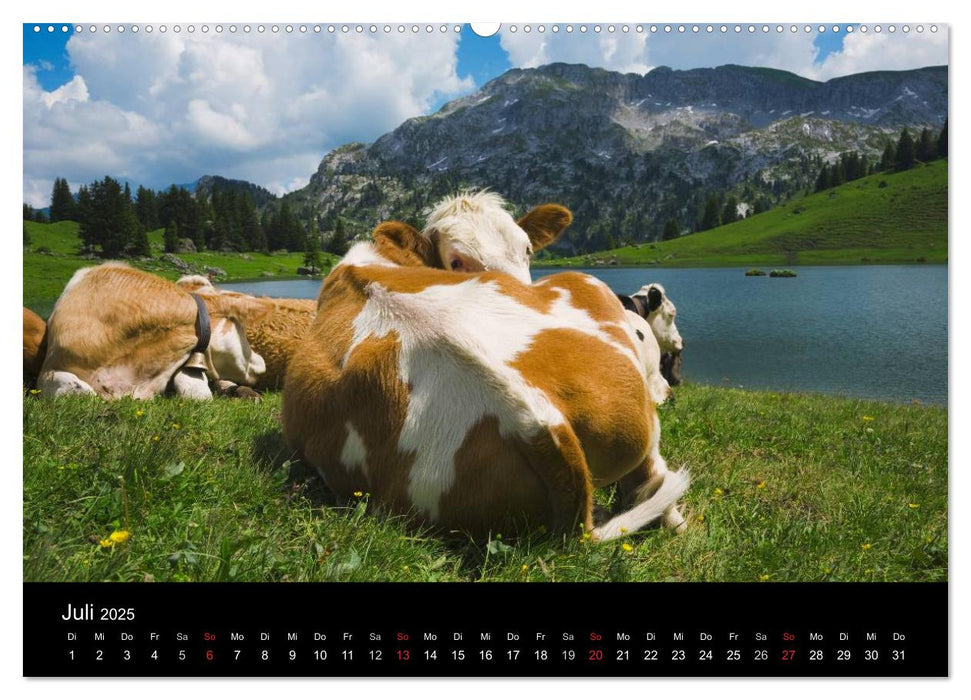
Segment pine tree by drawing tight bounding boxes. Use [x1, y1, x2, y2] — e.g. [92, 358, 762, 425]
[879, 141, 896, 172]
[49, 177, 76, 222]
[192, 190, 210, 250]
[721, 196, 739, 225]
[700, 195, 721, 231]
[662, 218, 680, 240]
[164, 220, 180, 253]
[23, 203, 35, 221]
[917, 128, 936, 162]
[135, 186, 160, 232]
[327, 217, 349, 256]
[938, 119, 948, 157]
[303, 220, 323, 272]
[815, 165, 830, 192]
[895, 128, 918, 171]
[241, 195, 267, 252]
[23, 223, 31, 247]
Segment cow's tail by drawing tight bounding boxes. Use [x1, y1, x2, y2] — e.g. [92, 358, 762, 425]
[591, 468, 690, 542]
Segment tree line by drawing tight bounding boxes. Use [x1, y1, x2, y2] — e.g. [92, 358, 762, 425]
[24, 176, 352, 260]
[690, 122, 948, 235]
[815, 122, 947, 194]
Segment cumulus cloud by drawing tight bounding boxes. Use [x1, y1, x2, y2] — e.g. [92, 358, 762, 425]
[498, 25, 948, 82]
[23, 30, 473, 206]
[810, 28, 949, 80]
[501, 29, 651, 74]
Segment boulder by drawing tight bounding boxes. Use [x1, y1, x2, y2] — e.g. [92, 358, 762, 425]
[160, 253, 192, 272]
[175, 238, 197, 254]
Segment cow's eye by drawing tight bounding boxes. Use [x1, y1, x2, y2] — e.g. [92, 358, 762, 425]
[450, 259, 462, 270]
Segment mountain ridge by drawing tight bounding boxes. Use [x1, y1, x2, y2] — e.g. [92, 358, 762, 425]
[281, 62, 946, 250]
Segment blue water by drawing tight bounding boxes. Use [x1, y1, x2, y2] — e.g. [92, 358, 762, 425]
[222, 265, 948, 405]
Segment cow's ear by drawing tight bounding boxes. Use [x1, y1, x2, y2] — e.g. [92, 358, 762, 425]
[517, 204, 572, 252]
[373, 221, 441, 267]
[647, 286, 663, 313]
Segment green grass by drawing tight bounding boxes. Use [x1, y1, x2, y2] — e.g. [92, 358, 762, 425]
[23, 221, 334, 318]
[23, 385, 947, 583]
[543, 160, 948, 268]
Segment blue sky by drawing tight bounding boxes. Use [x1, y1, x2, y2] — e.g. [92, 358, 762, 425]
[22, 22, 948, 205]
[23, 24, 74, 90]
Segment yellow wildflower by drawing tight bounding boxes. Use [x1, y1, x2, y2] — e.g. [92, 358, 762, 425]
[621, 543, 633, 553]
[170, 423, 180, 430]
[713, 487, 723, 497]
[100, 530, 130, 548]
[862, 416, 875, 421]
[756, 481, 766, 490]
[521, 564, 529, 572]
[29, 389, 41, 395]
[908, 503, 920, 509]
[151, 435, 160, 442]
[696, 514, 705, 523]
[619, 527, 628, 534]
[759, 574, 771, 581]
[861, 543, 873, 551]
[581, 532, 592, 541]
[135, 410, 144, 418]
[352, 491, 363, 497]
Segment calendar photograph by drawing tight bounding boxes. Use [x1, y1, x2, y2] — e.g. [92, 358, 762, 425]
[22, 22, 948, 587]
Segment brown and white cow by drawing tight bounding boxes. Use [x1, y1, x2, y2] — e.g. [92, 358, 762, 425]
[38, 263, 266, 399]
[23, 307, 47, 385]
[175, 275, 317, 391]
[282, 222, 688, 541]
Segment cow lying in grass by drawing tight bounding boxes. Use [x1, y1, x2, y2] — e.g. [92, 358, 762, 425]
[38, 263, 266, 399]
[283, 221, 688, 541]
[619, 282, 685, 400]
[176, 275, 317, 391]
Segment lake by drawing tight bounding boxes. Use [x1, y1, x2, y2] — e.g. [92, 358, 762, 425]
[222, 265, 948, 405]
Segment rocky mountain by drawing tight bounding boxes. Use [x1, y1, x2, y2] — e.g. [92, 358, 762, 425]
[285, 63, 947, 251]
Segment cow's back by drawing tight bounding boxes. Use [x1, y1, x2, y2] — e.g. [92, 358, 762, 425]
[245, 298, 317, 390]
[283, 265, 653, 536]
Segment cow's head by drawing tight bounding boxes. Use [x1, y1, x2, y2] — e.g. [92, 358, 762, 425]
[632, 283, 683, 355]
[188, 292, 267, 386]
[422, 191, 572, 284]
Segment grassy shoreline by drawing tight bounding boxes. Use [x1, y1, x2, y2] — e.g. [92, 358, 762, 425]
[23, 384, 947, 583]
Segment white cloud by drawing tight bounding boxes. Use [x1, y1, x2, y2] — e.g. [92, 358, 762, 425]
[810, 28, 949, 80]
[498, 25, 948, 82]
[501, 29, 651, 74]
[23, 30, 473, 206]
[40, 74, 89, 108]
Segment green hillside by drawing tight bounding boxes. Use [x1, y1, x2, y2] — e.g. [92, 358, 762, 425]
[548, 160, 948, 268]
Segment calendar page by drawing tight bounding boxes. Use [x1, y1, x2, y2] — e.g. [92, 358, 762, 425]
[22, 20, 948, 678]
